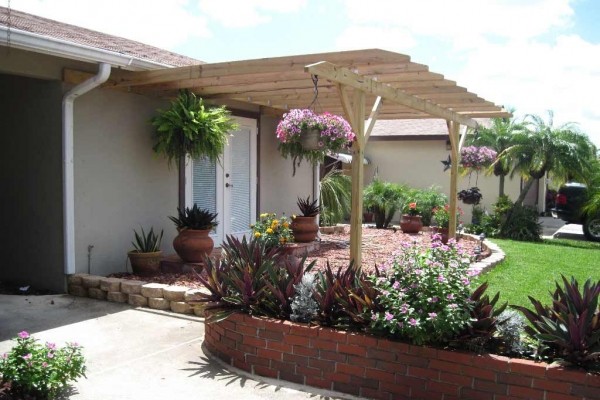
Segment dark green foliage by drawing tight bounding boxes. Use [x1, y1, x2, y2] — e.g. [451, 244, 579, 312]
[151, 89, 237, 166]
[363, 179, 408, 228]
[297, 195, 320, 217]
[466, 195, 514, 237]
[457, 187, 482, 205]
[169, 204, 218, 230]
[455, 282, 507, 352]
[498, 204, 541, 242]
[408, 186, 447, 226]
[512, 276, 600, 368]
[313, 262, 382, 330]
[131, 226, 163, 253]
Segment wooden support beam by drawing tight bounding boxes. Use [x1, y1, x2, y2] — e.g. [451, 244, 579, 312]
[447, 120, 461, 238]
[342, 88, 366, 267]
[458, 125, 469, 152]
[306, 61, 478, 128]
[365, 96, 383, 141]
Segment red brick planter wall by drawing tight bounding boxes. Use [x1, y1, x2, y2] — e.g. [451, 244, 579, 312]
[204, 313, 600, 400]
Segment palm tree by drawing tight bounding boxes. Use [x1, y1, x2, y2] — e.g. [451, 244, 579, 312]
[467, 109, 525, 197]
[504, 111, 596, 206]
[319, 169, 351, 226]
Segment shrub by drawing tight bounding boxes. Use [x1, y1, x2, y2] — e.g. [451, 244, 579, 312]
[252, 213, 293, 249]
[290, 273, 319, 323]
[0, 332, 86, 399]
[409, 186, 447, 226]
[363, 179, 408, 229]
[499, 204, 541, 242]
[320, 169, 351, 226]
[465, 196, 513, 237]
[513, 276, 600, 368]
[369, 236, 474, 345]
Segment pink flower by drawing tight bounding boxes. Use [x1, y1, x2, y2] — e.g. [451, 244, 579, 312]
[42, 362, 48, 368]
[18, 331, 30, 339]
[22, 353, 32, 360]
[409, 318, 418, 326]
[45, 342, 56, 350]
[385, 312, 394, 321]
[392, 281, 400, 290]
[428, 312, 438, 319]
[447, 293, 455, 300]
[47, 352, 54, 359]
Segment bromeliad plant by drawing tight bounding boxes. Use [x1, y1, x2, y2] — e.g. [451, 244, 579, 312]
[512, 275, 600, 368]
[297, 195, 320, 217]
[370, 237, 474, 345]
[276, 109, 355, 174]
[169, 204, 218, 231]
[252, 213, 293, 248]
[0, 331, 86, 399]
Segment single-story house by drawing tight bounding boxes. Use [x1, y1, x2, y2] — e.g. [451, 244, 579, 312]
[0, 6, 509, 292]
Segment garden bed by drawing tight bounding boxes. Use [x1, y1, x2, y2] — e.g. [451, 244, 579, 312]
[205, 312, 600, 400]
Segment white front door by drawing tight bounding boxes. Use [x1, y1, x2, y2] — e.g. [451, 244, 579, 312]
[185, 116, 257, 246]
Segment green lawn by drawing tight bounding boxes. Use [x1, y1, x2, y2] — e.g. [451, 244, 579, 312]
[473, 238, 600, 308]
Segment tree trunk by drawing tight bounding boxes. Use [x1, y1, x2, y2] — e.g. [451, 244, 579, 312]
[516, 178, 536, 206]
[499, 175, 505, 198]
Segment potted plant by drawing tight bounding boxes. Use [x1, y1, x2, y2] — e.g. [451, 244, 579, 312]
[457, 186, 483, 205]
[127, 227, 164, 275]
[291, 196, 320, 242]
[169, 204, 218, 263]
[363, 179, 407, 229]
[431, 205, 463, 244]
[276, 109, 355, 175]
[399, 202, 423, 234]
[460, 146, 497, 170]
[151, 89, 238, 166]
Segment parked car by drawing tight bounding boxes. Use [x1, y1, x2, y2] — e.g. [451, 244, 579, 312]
[552, 182, 600, 241]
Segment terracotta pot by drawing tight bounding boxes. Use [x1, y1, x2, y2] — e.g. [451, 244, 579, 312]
[299, 128, 324, 151]
[128, 251, 162, 276]
[291, 216, 319, 242]
[172, 229, 214, 263]
[400, 215, 423, 234]
[433, 227, 450, 244]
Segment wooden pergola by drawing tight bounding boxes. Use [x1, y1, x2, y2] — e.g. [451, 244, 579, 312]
[83, 48, 510, 266]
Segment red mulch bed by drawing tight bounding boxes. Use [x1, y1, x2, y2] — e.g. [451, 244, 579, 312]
[110, 226, 487, 288]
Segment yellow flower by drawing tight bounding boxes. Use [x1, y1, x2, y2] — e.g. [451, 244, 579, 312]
[272, 220, 279, 226]
[282, 222, 289, 228]
[260, 213, 268, 218]
[254, 232, 261, 238]
[292, 214, 297, 219]
[266, 228, 273, 234]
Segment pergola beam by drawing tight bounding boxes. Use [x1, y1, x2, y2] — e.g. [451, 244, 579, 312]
[305, 61, 479, 128]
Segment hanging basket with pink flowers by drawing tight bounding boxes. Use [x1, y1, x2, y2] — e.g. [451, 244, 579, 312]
[276, 109, 355, 175]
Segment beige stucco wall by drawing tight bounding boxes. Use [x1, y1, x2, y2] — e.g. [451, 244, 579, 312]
[259, 115, 315, 217]
[364, 139, 523, 224]
[73, 88, 178, 277]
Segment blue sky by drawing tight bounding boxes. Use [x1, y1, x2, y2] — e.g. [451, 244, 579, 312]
[11, 0, 600, 145]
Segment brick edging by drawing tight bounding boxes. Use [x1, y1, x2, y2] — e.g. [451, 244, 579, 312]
[204, 313, 599, 400]
[67, 274, 207, 316]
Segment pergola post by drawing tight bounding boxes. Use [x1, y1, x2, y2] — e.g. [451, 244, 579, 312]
[447, 120, 461, 237]
[348, 90, 366, 265]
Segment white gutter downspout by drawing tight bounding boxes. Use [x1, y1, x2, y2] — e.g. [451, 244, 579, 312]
[62, 62, 111, 275]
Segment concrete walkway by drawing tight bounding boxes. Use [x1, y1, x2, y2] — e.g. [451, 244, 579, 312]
[0, 295, 348, 400]
[539, 216, 585, 240]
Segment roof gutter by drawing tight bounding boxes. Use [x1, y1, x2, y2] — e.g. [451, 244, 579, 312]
[62, 62, 111, 275]
[0, 25, 171, 70]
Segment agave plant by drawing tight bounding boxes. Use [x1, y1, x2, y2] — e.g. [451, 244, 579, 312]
[297, 195, 320, 217]
[512, 275, 600, 367]
[131, 227, 163, 253]
[169, 204, 218, 231]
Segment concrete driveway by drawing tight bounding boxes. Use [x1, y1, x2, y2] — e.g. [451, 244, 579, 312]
[539, 216, 585, 240]
[0, 295, 347, 400]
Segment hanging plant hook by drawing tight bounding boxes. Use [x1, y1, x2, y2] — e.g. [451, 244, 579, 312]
[308, 74, 321, 112]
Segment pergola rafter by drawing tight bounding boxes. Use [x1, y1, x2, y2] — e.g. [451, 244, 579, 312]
[63, 48, 510, 267]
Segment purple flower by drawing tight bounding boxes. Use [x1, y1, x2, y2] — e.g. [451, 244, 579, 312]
[385, 312, 394, 321]
[18, 331, 30, 339]
[428, 312, 437, 319]
[409, 318, 418, 326]
[392, 281, 400, 290]
[22, 353, 32, 360]
[429, 296, 439, 303]
[397, 321, 404, 328]
[45, 342, 56, 350]
[47, 352, 54, 359]
[447, 293, 455, 300]
[437, 275, 446, 283]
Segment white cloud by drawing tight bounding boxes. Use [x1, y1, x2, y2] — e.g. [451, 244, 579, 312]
[197, 0, 307, 28]
[11, 0, 211, 48]
[342, 0, 573, 49]
[335, 26, 417, 53]
[456, 34, 600, 144]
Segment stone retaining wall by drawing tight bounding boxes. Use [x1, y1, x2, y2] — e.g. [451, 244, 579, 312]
[67, 273, 205, 316]
[204, 312, 600, 400]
